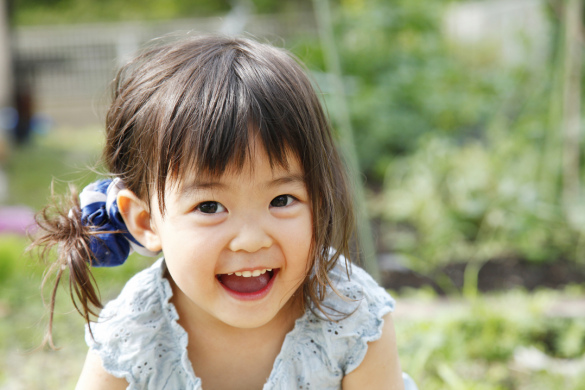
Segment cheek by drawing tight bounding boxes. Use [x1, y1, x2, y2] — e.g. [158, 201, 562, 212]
[158, 225, 223, 272]
[162, 238, 217, 295]
[160, 220, 224, 249]
[282, 214, 313, 259]
[299, 213, 314, 248]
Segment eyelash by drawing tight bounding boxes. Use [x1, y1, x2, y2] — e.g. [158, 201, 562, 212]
[195, 201, 226, 214]
[270, 194, 296, 208]
[194, 195, 296, 214]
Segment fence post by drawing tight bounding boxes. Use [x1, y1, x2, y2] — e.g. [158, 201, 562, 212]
[312, 0, 380, 281]
[0, 0, 12, 110]
[561, 0, 583, 220]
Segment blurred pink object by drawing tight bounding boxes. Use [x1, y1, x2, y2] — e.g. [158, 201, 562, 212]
[0, 206, 37, 235]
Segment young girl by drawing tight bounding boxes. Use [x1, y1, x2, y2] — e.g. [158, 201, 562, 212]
[34, 35, 417, 390]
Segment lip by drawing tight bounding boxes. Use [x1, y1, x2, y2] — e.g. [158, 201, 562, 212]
[218, 269, 279, 301]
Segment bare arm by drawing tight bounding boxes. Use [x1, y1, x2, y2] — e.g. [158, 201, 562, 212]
[76, 350, 129, 390]
[341, 313, 404, 390]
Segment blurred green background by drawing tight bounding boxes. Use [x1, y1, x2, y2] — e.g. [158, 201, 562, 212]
[1, 0, 585, 388]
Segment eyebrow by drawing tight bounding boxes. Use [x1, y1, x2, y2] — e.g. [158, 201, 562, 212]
[178, 180, 227, 199]
[179, 173, 305, 197]
[265, 173, 305, 188]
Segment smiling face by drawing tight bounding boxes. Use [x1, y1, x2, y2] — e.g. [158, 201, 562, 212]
[146, 144, 313, 330]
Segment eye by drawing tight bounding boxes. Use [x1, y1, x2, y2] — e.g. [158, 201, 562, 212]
[270, 195, 295, 208]
[195, 201, 226, 214]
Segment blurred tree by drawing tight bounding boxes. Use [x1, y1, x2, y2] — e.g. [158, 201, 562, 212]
[11, 0, 313, 25]
[12, 0, 230, 24]
[370, 0, 585, 273]
[297, 0, 505, 182]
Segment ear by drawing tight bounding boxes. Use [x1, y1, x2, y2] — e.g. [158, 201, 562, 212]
[117, 189, 162, 252]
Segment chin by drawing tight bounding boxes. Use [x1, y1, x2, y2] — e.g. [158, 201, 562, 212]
[227, 305, 283, 328]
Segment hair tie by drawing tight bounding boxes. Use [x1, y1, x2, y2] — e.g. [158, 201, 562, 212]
[78, 178, 159, 266]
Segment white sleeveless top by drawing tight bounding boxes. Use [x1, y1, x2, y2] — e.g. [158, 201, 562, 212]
[86, 258, 414, 389]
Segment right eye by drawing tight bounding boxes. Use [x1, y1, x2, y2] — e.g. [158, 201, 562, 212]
[195, 201, 226, 214]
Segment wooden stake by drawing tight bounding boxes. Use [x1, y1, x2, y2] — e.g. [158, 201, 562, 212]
[312, 0, 380, 281]
[562, 0, 583, 216]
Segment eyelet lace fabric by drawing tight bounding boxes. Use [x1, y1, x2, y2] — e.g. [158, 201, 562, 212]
[86, 258, 416, 390]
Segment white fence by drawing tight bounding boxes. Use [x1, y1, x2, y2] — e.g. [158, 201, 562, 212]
[13, 13, 317, 127]
[12, 0, 551, 128]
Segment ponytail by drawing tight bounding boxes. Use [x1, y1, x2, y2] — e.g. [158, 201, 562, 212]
[30, 179, 159, 348]
[32, 185, 101, 348]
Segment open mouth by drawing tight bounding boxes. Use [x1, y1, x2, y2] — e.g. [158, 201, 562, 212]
[217, 268, 278, 296]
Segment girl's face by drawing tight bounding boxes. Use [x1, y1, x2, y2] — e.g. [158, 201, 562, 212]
[148, 143, 313, 330]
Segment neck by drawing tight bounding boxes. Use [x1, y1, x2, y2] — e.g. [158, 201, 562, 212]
[167, 274, 304, 389]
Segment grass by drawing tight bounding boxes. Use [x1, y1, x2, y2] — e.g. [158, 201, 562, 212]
[0, 126, 139, 389]
[0, 235, 155, 389]
[3, 126, 104, 210]
[393, 288, 585, 389]
[0, 238, 87, 389]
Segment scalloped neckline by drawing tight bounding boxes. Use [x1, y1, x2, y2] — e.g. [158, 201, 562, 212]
[157, 259, 310, 389]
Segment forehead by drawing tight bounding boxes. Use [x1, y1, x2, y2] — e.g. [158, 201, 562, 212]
[170, 141, 305, 193]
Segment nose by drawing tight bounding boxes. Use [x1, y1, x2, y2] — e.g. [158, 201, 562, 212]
[228, 221, 273, 253]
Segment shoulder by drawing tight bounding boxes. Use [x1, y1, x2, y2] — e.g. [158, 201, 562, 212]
[330, 261, 396, 319]
[341, 313, 404, 389]
[87, 259, 169, 346]
[76, 350, 129, 390]
[85, 259, 198, 388]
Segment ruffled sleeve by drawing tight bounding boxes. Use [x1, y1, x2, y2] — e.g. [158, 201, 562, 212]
[85, 259, 200, 390]
[321, 261, 396, 374]
[263, 260, 396, 390]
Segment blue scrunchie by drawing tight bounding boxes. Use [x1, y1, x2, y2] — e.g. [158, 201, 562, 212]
[79, 178, 159, 266]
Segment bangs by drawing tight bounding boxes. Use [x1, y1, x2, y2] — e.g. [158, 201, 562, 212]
[149, 39, 315, 210]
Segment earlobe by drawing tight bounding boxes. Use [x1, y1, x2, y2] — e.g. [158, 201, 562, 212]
[117, 189, 162, 252]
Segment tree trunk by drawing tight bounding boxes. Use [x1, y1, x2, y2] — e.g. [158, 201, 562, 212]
[562, 0, 583, 217]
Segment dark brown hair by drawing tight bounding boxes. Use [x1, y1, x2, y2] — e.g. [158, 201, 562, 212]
[32, 35, 356, 346]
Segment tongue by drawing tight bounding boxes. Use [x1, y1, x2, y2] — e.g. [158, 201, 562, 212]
[219, 272, 271, 293]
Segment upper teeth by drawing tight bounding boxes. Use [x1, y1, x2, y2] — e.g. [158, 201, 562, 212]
[228, 268, 272, 277]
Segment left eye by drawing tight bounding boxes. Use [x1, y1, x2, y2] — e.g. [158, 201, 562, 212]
[270, 195, 295, 208]
[195, 201, 226, 214]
